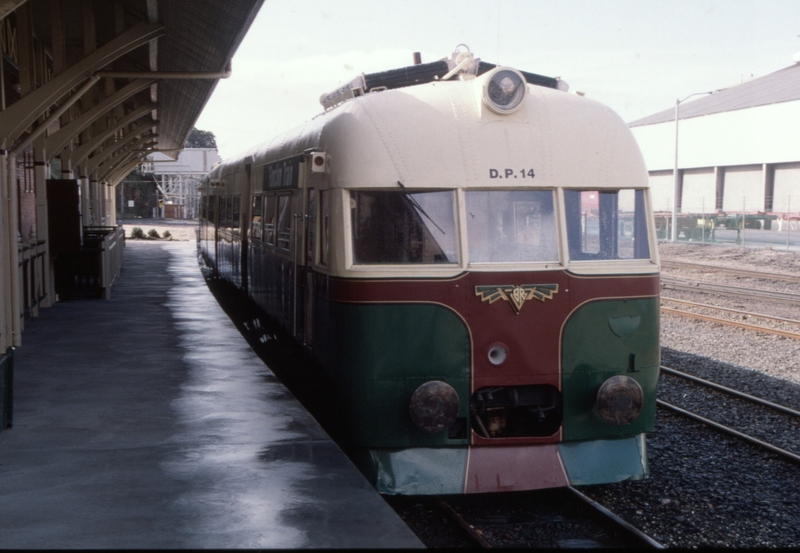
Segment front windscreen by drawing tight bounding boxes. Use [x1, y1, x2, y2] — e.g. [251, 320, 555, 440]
[351, 190, 458, 264]
[564, 189, 651, 261]
[465, 190, 558, 263]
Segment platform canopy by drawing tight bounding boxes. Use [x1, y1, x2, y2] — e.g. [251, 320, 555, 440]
[0, 0, 264, 350]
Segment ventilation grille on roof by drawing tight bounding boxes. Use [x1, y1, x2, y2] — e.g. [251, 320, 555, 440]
[320, 55, 561, 110]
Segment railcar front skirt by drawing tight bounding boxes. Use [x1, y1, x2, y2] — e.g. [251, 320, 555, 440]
[365, 434, 647, 495]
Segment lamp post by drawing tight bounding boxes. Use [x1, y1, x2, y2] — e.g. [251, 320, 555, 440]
[671, 91, 716, 242]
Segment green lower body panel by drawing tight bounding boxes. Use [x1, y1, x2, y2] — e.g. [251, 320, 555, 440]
[558, 434, 648, 485]
[363, 434, 648, 495]
[367, 447, 469, 495]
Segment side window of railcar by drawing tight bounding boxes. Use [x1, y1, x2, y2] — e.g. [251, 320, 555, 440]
[564, 189, 650, 261]
[219, 196, 227, 229]
[276, 194, 292, 251]
[232, 195, 240, 233]
[465, 190, 558, 263]
[320, 190, 330, 266]
[251, 196, 262, 240]
[351, 190, 457, 264]
[264, 194, 277, 245]
[306, 189, 316, 265]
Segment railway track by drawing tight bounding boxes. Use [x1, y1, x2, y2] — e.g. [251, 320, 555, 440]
[660, 276, 800, 305]
[660, 298, 800, 339]
[658, 365, 800, 465]
[661, 260, 800, 284]
[432, 488, 663, 548]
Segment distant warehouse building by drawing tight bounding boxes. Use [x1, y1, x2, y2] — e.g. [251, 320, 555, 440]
[629, 59, 800, 228]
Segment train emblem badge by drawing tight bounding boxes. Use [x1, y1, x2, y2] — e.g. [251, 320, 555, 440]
[475, 284, 559, 314]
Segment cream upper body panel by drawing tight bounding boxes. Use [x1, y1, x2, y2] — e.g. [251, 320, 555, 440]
[211, 70, 648, 192]
[316, 72, 648, 192]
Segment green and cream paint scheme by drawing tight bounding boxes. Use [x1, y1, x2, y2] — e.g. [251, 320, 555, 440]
[199, 58, 660, 495]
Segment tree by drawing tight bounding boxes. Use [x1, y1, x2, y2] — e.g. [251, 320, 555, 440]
[184, 127, 217, 149]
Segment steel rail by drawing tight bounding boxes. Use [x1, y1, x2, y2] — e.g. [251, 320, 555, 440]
[567, 487, 665, 549]
[657, 400, 800, 464]
[662, 297, 800, 325]
[661, 260, 800, 284]
[661, 276, 800, 304]
[660, 365, 800, 418]
[436, 498, 492, 548]
[660, 306, 800, 340]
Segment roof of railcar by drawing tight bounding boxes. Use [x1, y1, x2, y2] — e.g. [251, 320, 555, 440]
[211, 72, 648, 190]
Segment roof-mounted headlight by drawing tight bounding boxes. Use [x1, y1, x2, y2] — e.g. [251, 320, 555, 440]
[483, 67, 526, 114]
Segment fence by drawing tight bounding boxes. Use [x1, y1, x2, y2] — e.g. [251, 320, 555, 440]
[54, 226, 125, 300]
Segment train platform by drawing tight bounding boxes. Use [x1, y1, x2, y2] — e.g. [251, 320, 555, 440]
[0, 240, 422, 549]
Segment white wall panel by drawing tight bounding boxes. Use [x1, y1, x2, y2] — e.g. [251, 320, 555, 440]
[631, 100, 800, 171]
[681, 168, 715, 213]
[722, 165, 763, 212]
[773, 163, 800, 212]
[648, 171, 674, 212]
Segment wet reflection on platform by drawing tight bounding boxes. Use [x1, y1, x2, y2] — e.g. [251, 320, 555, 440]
[0, 241, 421, 549]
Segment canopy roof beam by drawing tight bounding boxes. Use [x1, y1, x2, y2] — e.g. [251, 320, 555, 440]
[67, 103, 158, 169]
[0, 21, 164, 149]
[44, 79, 157, 159]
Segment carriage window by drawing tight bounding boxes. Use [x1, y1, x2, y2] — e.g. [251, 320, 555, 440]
[351, 190, 457, 264]
[220, 196, 229, 229]
[320, 190, 330, 266]
[564, 189, 650, 261]
[232, 195, 240, 232]
[251, 196, 263, 240]
[306, 189, 316, 265]
[209, 196, 216, 225]
[465, 190, 558, 263]
[276, 195, 292, 251]
[264, 195, 277, 245]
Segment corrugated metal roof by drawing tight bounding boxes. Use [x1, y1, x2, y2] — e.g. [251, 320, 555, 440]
[154, 1, 263, 151]
[629, 62, 800, 127]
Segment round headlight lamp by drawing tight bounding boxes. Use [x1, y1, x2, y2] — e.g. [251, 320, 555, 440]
[483, 67, 527, 114]
[596, 375, 644, 426]
[409, 381, 460, 433]
[487, 344, 507, 366]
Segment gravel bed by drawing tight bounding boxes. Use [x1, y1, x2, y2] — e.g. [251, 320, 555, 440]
[387, 490, 644, 548]
[658, 359, 800, 456]
[382, 497, 474, 548]
[660, 243, 800, 385]
[582, 409, 800, 548]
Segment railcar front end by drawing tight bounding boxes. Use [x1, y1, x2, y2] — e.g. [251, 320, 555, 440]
[199, 52, 660, 495]
[314, 185, 659, 495]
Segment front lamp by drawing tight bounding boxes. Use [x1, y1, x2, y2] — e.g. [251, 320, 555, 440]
[596, 375, 644, 426]
[483, 67, 526, 114]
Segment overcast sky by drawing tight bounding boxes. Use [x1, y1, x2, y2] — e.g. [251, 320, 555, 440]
[194, 0, 800, 159]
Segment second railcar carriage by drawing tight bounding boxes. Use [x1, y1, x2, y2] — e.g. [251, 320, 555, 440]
[199, 48, 660, 495]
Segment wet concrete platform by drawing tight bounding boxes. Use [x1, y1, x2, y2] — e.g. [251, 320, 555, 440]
[0, 240, 422, 549]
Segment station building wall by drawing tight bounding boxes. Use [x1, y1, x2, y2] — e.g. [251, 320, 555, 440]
[773, 163, 800, 212]
[633, 98, 800, 215]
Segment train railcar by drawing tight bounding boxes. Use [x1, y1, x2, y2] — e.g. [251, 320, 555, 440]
[198, 47, 660, 495]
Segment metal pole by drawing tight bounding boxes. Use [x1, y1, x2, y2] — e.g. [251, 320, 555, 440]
[741, 197, 745, 249]
[702, 198, 705, 244]
[672, 100, 679, 242]
[788, 196, 791, 252]
[670, 90, 720, 243]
